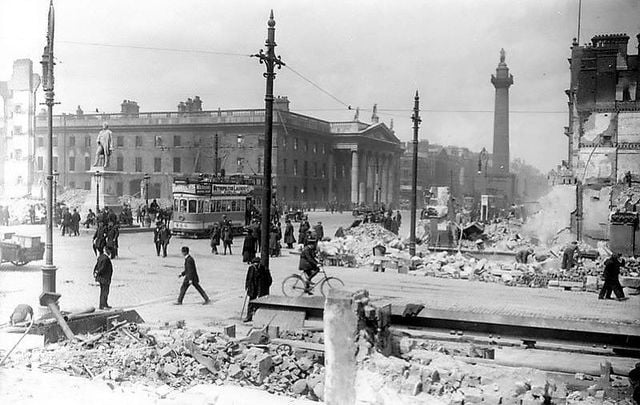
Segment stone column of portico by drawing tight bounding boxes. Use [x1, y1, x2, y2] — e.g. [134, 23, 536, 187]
[350, 149, 359, 205]
[382, 155, 389, 205]
[327, 152, 335, 203]
[358, 151, 366, 204]
[387, 155, 395, 207]
[365, 152, 372, 204]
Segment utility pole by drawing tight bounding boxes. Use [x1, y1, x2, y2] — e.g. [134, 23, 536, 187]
[214, 132, 219, 175]
[409, 91, 421, 257]
[253, 10, 285, 270]
[40, 0, 57, 294]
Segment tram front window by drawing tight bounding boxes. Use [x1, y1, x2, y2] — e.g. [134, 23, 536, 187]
[180, 199, 187, 212]
[188, 200, 197, 213]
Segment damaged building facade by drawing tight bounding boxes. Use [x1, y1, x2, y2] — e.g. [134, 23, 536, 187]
[564, 33, 640, 252]
[33, 96, 403, 208]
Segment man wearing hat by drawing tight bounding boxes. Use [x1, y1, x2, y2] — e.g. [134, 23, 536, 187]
[243, 257, 272, 322]
[598, 252, 627, 301]
[298, 238, 320, 292]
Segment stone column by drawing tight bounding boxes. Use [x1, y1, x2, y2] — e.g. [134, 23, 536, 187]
[350, 149, 359, 205]
[324, 290, 357, 405]
[328, 152, 335, 203]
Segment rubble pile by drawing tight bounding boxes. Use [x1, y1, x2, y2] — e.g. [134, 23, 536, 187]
[58, 189, 90, 208]
[318, 223, 402, 266]
[9, 322, 326, 401]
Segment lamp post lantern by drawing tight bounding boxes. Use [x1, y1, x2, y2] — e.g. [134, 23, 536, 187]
[95, 170, 102, 213]
[40, 0, 57, 294]
[253, 10, 285, 270]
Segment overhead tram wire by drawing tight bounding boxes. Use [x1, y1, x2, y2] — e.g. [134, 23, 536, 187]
[58, 40, 251, 57]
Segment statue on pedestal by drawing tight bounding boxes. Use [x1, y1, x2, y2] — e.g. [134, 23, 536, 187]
[94, 123, 113, 168]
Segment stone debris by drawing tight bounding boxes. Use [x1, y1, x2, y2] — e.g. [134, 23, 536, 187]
[318, 223, 402, 266]
[6, 322, 326, 401]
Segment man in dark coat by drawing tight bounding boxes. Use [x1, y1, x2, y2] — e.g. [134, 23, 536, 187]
[158, 223, 171, 257]
[105, 222, 119, 259]
[61, 208, 71, 236]
[93, 246, 114, 309]
[561, 241, 579, 270]
[299, 239, 320, 292]
[598, 252, 627, 301]
[242, 231, 256, 263]
[174, 246, 210, 305]
[313, 221, 324, 241]
[243, 257, 273, 322]
[222, 225, 233, 255]
[298, 217, 310, 246]
[153, 221, 163, 256]
[93, 222, 107, 256]
[210, 223, 220, 254]
[284, 219, 296, 248]
[71, 208, 81, 236]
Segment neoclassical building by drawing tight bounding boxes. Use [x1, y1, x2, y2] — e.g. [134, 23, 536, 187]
[34, 96, 403, 208]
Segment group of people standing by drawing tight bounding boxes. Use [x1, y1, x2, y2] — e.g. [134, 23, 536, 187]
[92, 217, 120, 259]
[209, 215, 234, 255]
[60, 207, 82, 236]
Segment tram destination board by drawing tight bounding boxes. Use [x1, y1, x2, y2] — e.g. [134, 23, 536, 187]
[195, 183, 212, 195]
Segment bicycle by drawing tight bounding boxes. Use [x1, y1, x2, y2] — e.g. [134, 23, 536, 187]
[281, 266, 344, 297]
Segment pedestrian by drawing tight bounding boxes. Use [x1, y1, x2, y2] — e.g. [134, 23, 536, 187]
[106, 222, 119, 259]
[210, 223, 220, 254]
[243, 257, 273, 322]
[136, 205, 142, 224]
[269, 223, 279, 257]
[222, 224, 233, 255]
[61, 208, 71, 236]
[298, 217, 310, 246]
[153, 221, 163, 256]
[313, 221, 324, 241]
[242, 229, 256, 263]
[93, 245, 114, 310]
[158, 222, 171, 257]
[598, 252, 628, 301]
[284, 219, 296, 248]
[174, 246, 210, 305]
[84, 209, 96, 228]
[29, 205, 36, 224]
[92, 221, 107, 256]
[250, 219, 261, 253]
[561, 241, 579, 270]
[71, 208, 81, 236]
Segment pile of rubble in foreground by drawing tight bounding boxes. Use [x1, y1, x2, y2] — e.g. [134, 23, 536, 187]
[7, 322, 326, 401]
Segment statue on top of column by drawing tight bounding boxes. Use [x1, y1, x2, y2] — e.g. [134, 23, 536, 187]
[94, 122, 113, 168]
[500, 48, 505, 64]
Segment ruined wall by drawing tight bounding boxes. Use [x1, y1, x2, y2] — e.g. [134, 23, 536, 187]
[576, 147, 616, 183]
[522, 185, 575, 245]
[582, 185, 612, 242]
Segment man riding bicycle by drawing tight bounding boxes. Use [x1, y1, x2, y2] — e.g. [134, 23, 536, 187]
[298, 238, 320, 292]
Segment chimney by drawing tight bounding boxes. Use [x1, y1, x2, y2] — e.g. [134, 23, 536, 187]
[274, 96, 290, 112]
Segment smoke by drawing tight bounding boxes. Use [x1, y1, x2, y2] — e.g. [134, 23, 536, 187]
[521, 185, 576, 246]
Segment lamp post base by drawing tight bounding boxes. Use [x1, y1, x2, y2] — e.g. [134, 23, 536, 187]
[41, 264, 58, 294]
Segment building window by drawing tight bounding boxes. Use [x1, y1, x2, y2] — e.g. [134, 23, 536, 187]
[135, 157, 143, 172]
[282, 136, 287, 149]
[314, 162, 318, 177]
[313, 143, 317, 153]
[84, 181, 91, 190]
[258, 137, 264, 148]
[173, 157, 181, 173]
[38, 137, 44, 147]
[154, 157, 161, 173]
[293, 160, 298, 176]
[13, 125, 23, 135]
[237, 134, 245, 147]
[85, 136, 91, 149]
[69, 136, 75, 147]
[195, 158, 201, 173]
[304, 161, 308, 176]
[85, 156, 91, 170]
[294, 138, 298, 150]
[173, 135, 181, 147]
[151, 183, 162, 199]
[322, 163, 327, 178]
[116, 156, 124, 171]
[304, 140, 308, 152]
[155, 135, 163, 147]
[135, 136, 142, 147]
[282, 158, 287, 174]
[116, 182, 123, 196]
[14, 104, 22, 114]
[257, 157, 262, 171]
[37, 156, 43, 170]
[69, 181, 76, 189]
[53, 136, 58, 147]
[117, 136, 124, 147]
[237, 157, 244, 171]
[14, 149, 23, 160]
[53, 156, 58, 171]
[322, 144, 326, 154]
[283, 186, 287, 200]
[69, 156, 75, 171]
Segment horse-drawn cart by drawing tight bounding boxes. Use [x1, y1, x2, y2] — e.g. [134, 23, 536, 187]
[0, 234, 45, 266]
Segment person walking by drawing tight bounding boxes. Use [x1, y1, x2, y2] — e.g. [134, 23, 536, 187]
[243, 257, 273, 322]
[61, 208, 71, 236]
[242, 230, 256, 263]
[313, 221, 324, 241]
[561, 241, 579, 270]
[158, 222, 171, 257]
[222, 224, 233, 255]
[71, 208, 81, 236]
[153, 221, 163, 256]
[93, 246, 114, 309]
[598, 252, 628, 301]
[174, 246, 210, 305]
[210, 223, 220, 254]
[92, 221, 107, 256]
[105, 222, 119, 259]
[284, 219, 296, 248]
[29, 205, 36, 224]
[298, 217, 310, 246]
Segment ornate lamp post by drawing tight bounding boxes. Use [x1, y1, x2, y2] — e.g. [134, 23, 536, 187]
[253, 10, 285, 270]
[409, 91, 421, 257]
[94, 170, 102, 213]
[40, 0, 57, 294]
[143, 173, 150, 208]
[52, 171, 59, 223]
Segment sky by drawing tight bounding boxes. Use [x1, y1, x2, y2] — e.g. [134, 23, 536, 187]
[1, 0, 639, 172]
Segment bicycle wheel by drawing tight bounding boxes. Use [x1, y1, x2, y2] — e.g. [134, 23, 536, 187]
[282, 275, 306, 297]
[320, 277, 344, 296]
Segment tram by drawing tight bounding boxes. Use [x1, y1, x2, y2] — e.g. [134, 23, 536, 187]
[170, 174, 263, 237]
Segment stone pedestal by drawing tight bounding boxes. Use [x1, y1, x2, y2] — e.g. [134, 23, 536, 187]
[83, 166, 121, 215]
